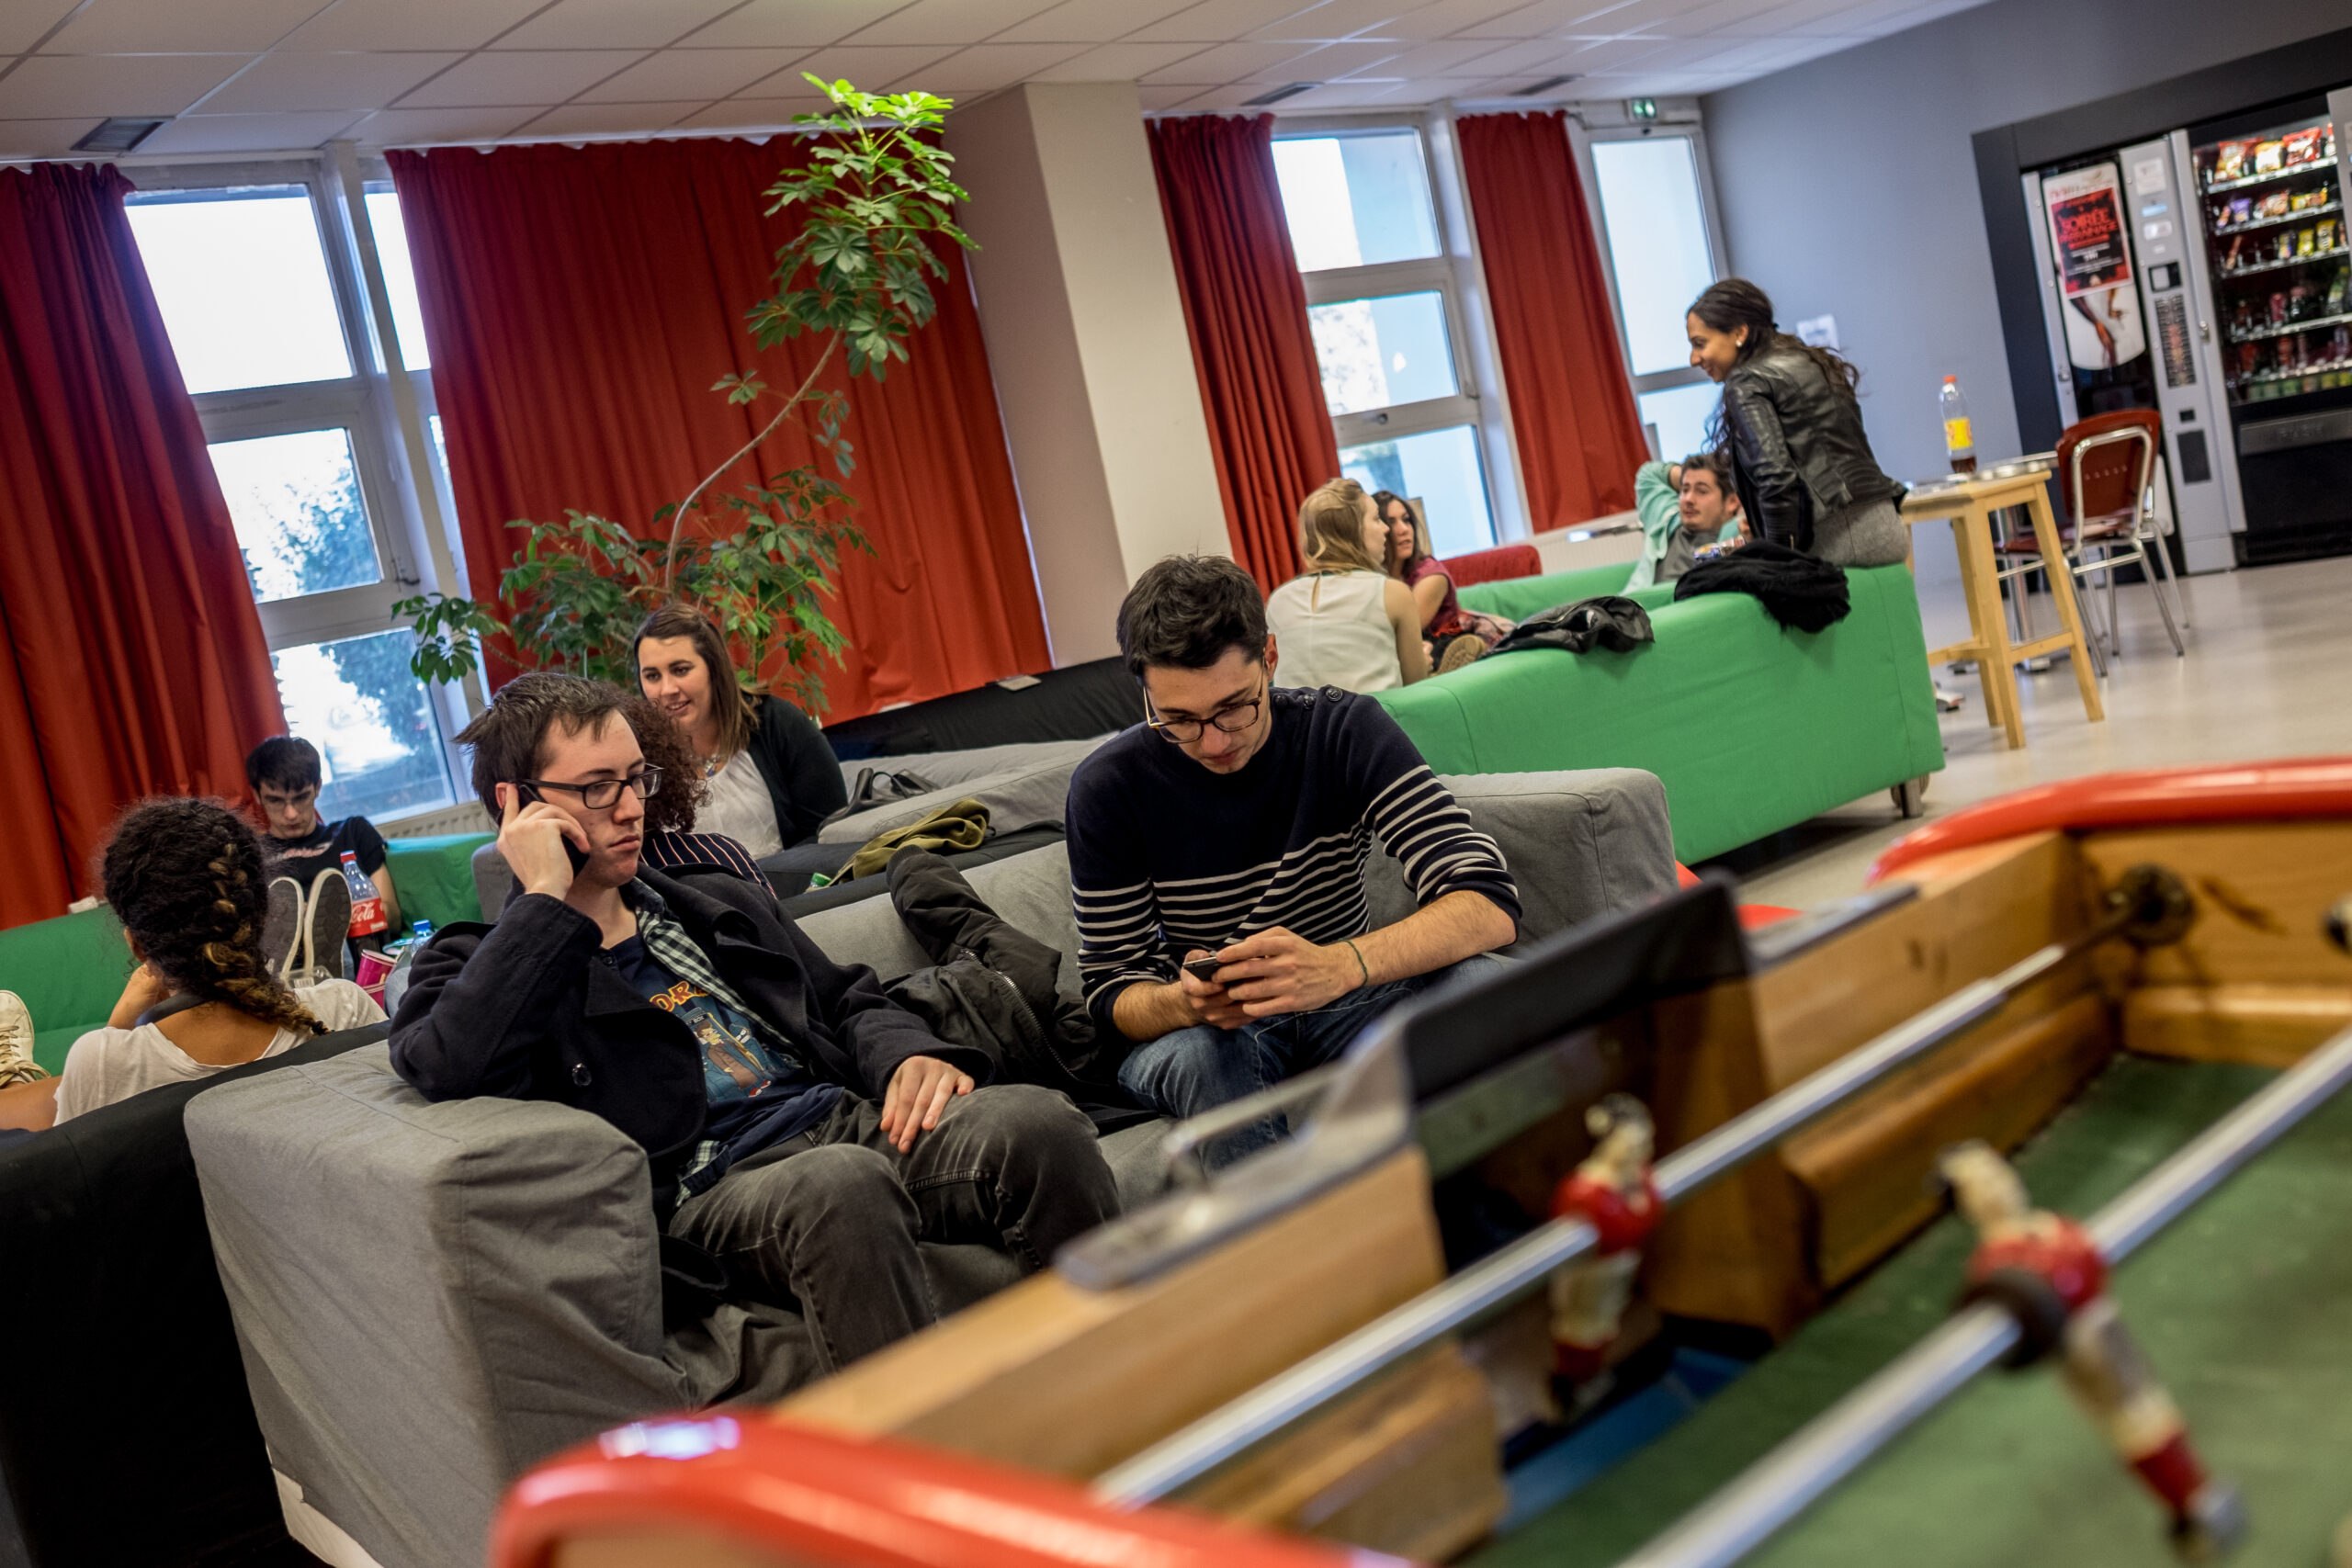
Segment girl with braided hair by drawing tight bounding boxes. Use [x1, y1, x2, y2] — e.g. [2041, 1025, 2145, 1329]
[34, 798, 382, 1125]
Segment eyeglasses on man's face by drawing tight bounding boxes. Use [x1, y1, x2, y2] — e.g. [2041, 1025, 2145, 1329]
[1144, 684, 1264, 745]
[514, 766, 663, 812]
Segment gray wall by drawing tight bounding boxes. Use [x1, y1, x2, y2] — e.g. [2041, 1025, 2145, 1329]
[1701, 0, 2346, 619]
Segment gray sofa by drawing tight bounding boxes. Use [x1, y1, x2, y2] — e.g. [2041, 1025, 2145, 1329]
[187, 767, 1673, 1568]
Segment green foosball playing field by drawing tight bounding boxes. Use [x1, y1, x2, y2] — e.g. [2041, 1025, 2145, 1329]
[1476, 1055, 2352, 1568]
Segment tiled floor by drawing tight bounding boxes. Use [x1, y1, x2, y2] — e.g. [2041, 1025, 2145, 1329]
[1704, 555, 2352, 910]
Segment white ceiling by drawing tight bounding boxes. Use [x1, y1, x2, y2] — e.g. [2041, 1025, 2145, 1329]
[0, 0, 1996, 159]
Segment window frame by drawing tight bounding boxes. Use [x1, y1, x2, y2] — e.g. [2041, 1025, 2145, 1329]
[120, 152, 477, 823]
[1574, 118, 1732, 412]
[1272, 113, 1528, 545]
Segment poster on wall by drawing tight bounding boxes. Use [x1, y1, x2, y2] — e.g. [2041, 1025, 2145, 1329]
[2042, 163, 2147, 372]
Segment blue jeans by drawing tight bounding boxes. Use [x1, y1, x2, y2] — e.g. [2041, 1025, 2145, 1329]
[1116, 955, 1504, 1170]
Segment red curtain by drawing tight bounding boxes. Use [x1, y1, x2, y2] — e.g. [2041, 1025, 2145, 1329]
[0, 163, 286, 928]
[388, 136, 1048, 719]
[1149, 115, 1333, 591]
[1457, 111, 1650, 529]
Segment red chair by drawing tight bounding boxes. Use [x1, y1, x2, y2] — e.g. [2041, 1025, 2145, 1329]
[1675, 863, 1797, 930]
[1994, 410, 2187, 662]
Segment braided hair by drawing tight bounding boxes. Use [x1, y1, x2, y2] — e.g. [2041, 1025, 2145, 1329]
[101, 797, 324, 1037]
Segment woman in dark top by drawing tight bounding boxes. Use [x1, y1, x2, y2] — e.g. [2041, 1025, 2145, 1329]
[1373, 491, 1510, 671]
[1686, 278, 1907, 569]
[632, 604, 846, 857]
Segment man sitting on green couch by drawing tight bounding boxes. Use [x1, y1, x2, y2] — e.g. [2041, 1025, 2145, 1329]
[248, 736, 401, 929]
[1627, 452, 1746, 590]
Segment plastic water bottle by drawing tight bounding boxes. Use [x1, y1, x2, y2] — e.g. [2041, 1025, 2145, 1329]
[341, 850, 388, 953]
[383, 920, 434, 1014]
[1939, 376, 1977, 473]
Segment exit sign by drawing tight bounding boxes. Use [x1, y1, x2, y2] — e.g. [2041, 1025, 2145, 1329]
[1627, 97, 1658, 121]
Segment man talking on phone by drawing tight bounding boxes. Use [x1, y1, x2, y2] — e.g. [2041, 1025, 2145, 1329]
[390, 673, 1116, 1377]
[1067, 556, 1521, 1170]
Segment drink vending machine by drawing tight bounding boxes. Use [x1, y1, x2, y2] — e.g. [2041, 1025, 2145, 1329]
[2023, 87, 2352, 570]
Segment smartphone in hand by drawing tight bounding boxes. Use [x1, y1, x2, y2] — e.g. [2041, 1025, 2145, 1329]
[1182, 955, 1223, 985]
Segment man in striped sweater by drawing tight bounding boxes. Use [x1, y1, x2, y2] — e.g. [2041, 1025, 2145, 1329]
[1067, 556, 1521, 1168]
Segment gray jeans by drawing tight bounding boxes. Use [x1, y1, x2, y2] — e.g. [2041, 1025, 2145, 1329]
[666, 1083, 1117, 1373]
[1813, 496, 1909, 569]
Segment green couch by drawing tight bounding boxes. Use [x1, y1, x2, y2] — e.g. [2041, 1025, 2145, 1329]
[1375, 563, 1944, 863]
[0, 830, 491, 1075]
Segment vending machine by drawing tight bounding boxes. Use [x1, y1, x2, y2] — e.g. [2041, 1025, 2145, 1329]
[2023, 88, 2352, 570]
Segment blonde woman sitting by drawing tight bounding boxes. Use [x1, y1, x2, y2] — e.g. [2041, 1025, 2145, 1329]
[1266, 479, 1431, 694]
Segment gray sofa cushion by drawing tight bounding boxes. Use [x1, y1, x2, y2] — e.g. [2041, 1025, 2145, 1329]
[836, 736, 1107, 795]
[819, 739, 1107, 846]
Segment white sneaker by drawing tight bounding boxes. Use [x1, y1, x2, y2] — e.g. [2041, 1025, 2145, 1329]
[1934, 685, 1967, 713]
[0, 989, 45, 1088]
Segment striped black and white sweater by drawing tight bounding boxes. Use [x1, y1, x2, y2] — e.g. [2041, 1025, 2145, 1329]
[1065, 685, 1521, 1033]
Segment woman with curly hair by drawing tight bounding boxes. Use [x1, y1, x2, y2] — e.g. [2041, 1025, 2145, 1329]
[622, 692, 776, 895]
[28, 798, 382, 1125]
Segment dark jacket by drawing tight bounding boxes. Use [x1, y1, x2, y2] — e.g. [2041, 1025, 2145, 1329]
[1720, 344, 1902, 554]
[748, 694, 849, 848]
[1673, 539, 1851, 632]
[881, 848, 1153, 1134]
[389, 864, 989, 1213]
[1487, 595, 1654, 657]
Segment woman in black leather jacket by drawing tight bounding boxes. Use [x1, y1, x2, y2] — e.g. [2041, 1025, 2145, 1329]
[1686, 278, 1907, 568]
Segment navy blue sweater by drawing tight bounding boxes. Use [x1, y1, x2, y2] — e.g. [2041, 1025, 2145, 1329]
[1065, 686, 1521, 1032]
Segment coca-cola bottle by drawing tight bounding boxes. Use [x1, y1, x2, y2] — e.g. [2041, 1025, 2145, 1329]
[341, 850, 389, 956]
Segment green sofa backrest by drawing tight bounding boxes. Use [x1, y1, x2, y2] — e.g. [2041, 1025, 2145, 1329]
[1381, 562, 1943, 863]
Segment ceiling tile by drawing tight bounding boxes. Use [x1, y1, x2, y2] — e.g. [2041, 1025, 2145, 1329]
[678, 0, 922, 49]
[195, 51, 461, 113]
[1442, 35, 1574, 69]
[45, 0, 334, 53]
[397, 50, 644, 107]
[1028, 40, 1216, 79]
[1355, 36, 1510, 73]
[346, 103, 542, 143]
[1248, 0, 1426, 39]
[1161, 82, 1281, 109]
[1136, 82, 1210, 109]
[847, 0, 1063, 46]
[1559, 32, 1672, 65]
[995, 0, 1204, 43]
[914, 41, 1091, 91]
[1139, 37, 1322, 82]
[0, 52, 252, 117]
[512, 98, 710, 135]
[1132, 0, 1330, 44]
[497, 0, 745, 50]
[136, 107, 362, 152]
[280, 0, 549, 51]
[1397, 0, 1555, 34]
[578, 47, 807, 102]
[0, 0, 82, 53]
[783, 42, 961, 91]
[0, 116, 102, 155]
[1278, 76, 1417, 105]
[1288, 38, 1405, 73]
[678, 92, 827, 127]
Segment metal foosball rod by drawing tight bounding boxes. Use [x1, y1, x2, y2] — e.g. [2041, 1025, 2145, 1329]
[1614, 1019, 2352, 1568]
[1095, 869, 2192, 1507]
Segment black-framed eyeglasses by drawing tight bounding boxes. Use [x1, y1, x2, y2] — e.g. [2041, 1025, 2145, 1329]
[1144, 684, 1264, 746]
[514, 767, 663, 811]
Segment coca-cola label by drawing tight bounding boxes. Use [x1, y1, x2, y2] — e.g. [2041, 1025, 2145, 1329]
[349, 894, 389, 938]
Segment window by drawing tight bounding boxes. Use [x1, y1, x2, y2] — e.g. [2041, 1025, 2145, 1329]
[128, 173, 462, 821]
[1585, 127, 1726, 461]
[363, 188, 433, 371]
[1275, 126, 1499, 552]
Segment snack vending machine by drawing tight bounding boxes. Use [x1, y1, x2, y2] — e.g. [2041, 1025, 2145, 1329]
[2024, 89, 2352, 570]
[2179, 92, 2352, 564]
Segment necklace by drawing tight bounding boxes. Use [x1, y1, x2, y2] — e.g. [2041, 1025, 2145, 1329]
[702, 752, 724, 780]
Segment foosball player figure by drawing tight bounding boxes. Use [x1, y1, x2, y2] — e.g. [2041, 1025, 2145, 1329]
[1547, 1094, 1660, 1410]
[1939, 1141, 2247, 1562]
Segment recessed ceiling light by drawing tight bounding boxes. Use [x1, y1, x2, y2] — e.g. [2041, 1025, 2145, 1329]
[72, 118, 170, 152]
[1242, 82, 1319, 107]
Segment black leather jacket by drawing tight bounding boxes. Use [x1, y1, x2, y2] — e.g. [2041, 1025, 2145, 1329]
[1720, 345, 1903, 553]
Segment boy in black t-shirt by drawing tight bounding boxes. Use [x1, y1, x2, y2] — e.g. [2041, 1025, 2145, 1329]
[245, 736, 401, 927]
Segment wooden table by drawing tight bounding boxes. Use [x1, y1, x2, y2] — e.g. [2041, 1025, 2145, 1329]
[1901, 469, 2104, 750]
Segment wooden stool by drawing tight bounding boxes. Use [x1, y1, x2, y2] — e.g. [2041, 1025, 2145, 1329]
[1902, 471, 2104, 750]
